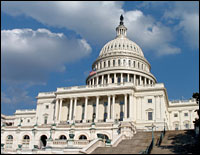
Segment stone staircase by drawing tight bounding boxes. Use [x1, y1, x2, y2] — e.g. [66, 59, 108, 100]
[151, 130, 197, 154]
[91, 131, 161, 154]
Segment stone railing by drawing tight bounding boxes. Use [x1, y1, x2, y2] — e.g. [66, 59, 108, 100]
[15, 109, 36, 114]
[111, 134, 125, 147]
[57, 82, 135, 92]
[74, 140, 90, 146]
[170, 98, 196, 104]
[53, 139, 67, 145]
[37, 92, 55, 97]
[79, 138, 105, 154]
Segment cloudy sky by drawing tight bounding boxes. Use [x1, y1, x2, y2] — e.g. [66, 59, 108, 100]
[1, 1, 199, 115]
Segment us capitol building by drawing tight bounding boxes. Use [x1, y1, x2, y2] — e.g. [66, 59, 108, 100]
[1, 16, 198, 154]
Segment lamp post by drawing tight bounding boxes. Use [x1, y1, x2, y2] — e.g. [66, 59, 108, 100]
[151, 123, 156, 144]
[164, 118, 165, 131]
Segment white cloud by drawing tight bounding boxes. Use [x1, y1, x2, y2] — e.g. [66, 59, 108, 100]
[2, 1, 182, 56]
[1, 88, 34, 105]
[163, 2, 199, 49]
[1, 28, 91, 84]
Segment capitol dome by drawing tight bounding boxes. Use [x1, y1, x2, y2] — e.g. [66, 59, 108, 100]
[99, 37, 144, 58]
[99, 18, 144, 58]
[86, 15, 156, 86]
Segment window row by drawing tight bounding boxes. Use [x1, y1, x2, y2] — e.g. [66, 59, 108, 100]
[102, 43, 140, 53]
[173, 112, 189, 117]
[88, 73, 154, 86]
[94, 59, 149, 72]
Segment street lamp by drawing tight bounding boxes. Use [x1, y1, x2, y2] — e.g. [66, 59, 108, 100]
[164, 118, 165, 131]
[151, 123, 156, 144]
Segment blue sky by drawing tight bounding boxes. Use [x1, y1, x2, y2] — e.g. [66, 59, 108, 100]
[1, 1, 199, 115]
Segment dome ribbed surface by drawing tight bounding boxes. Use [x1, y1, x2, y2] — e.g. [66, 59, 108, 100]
[99, 37, 144, 57]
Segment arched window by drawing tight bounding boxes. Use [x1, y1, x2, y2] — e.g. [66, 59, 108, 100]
[7, 135, 13, 140]
[123, 59, 126, 65]
[23, 135, 30, 148]
[6, 135, 13, 148]
[59, 135, 67, 140]
[108, 61, 110, 67]
[104, 61, 106, 68]
[23, 135, 30, 140]
[79, 135, 87, 140]
[118, 59, 120, 66]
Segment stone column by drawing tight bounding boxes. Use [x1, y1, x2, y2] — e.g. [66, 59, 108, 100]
[154, 96, 157, 121]
[92, 78, 95, 86]
[58, 99, 63, 121]
[140, 97, 143, 120]
[95, 96, 99, 122]
[73, 98, 77, 121]
[179, 111, 182, 130]
[144, 77, 147, 85]
[161, 95, 165, 120]
[127, 74, 130, 82]
[124, 94, 127, 119]
[139, 76, 142, 85]
[84, 97, 88, 122]
[55, 99, 59, 121]
[69, 98, 73, 120]
[114, 73, 117, 83]
[121, 73, 123, 83]
[133, 74, 136, 85]
[129, 94, 133, 120]
[112, 95, 115, 120]
[107, 96, 111, 120]
[189, 110, 192, 129]
[133, 96, 136, 121]
[169, 111, 171, 130]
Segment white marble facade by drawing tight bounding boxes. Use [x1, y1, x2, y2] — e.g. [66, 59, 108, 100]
[1, 16, 198, 153]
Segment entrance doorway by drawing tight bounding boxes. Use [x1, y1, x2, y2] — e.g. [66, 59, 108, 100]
[40, 135, 47, 148]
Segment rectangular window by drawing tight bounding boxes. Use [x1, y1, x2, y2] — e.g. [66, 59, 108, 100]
[118, 59, 120, 66]
[118, 77, 121, 83]
[148, 112, 153, 120]
[175, 124, 179, 130]
[148, 99, 152, 103]
[185, 123, 189, 129]
[112, 77, 114, 83]
[184, 113, 188, 117]
[44, 116, 48, 124]
[113, 60, 115, 66]
[46, 105, 49, 109]
[174, 113, 178, 117]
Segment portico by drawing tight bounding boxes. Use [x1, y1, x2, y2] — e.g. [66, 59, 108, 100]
[55, 93, 133, 124]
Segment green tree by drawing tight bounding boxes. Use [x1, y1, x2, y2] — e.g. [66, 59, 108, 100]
[192, 92, 199, 127]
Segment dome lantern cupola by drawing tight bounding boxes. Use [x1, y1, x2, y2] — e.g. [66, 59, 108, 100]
[116, 15, 127, 38]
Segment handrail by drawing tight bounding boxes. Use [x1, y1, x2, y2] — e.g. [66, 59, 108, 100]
[111, 134, 125, 147]
[156, 128, 166, 146]
[79, 138, 104, 154]
[140, 138, 154, 154]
